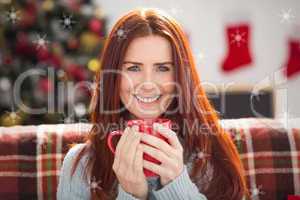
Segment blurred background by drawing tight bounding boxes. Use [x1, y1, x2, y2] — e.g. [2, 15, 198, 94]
[0, 0, 299, 128]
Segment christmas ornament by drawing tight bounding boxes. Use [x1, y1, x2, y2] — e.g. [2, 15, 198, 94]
[15, 32, 35, 58]
[38, 78, 53, 94]
[89, 18, 102, 34]
[0, 77, 11, 91]
[80, 31, 101, 53]
[88, 58, 101, 72]
[0, 110, 25, 126]
[67, 36, 80, 50]
[221, 23, 253, 72]
[19, 1, 37, 28]
[67, 63, 87, 81]
[42, 0, 55, 12]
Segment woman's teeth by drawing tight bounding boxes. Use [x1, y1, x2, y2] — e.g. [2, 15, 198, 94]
[134, 95, 161, 103]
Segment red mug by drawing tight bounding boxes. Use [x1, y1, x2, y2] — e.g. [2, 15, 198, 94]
[107, 118, 172, 177]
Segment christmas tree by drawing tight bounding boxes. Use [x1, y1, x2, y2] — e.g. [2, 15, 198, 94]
[0, 0, 107, 126]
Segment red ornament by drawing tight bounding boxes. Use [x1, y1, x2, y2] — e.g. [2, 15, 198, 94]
[283, 39, 300, 78]
[19, 1, 37, 28]
[36, 49, 61, 69]
[3, 55, 13, 65]
[38, 78, 53, 93]
[67, 64, 87, 81]
[50, 54, 62, 69]
[89, 18, 102, 34]
[36, 47, 51, 61]
[221, 23, 253, 72]
[67, 37, 80, 50]
[15, 32, 35, 57]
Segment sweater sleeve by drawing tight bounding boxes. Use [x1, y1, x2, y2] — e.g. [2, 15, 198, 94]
[57, 144, 91, 200]
[116, 184, 145, 200]
[152, 165, 207, 200]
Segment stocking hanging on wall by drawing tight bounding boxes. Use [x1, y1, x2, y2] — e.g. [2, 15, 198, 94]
[283, 39, 300, 78]
[221, 23, 253, 72]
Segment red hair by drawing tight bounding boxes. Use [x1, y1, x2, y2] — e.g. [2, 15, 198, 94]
[72, 8, 250, 200]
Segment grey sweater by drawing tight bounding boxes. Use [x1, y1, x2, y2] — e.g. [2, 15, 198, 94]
[57, 143, 209, 200]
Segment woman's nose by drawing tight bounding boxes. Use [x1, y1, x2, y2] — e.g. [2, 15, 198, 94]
[138, 70, 159, 93]
[140, 81, 156, 91]
[144, 68, 155, 83]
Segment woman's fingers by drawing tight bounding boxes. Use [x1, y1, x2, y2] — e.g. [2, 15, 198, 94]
[133, 144, 145, 176]
[141, 133, 176, 158]
[143, 159, 164, 177]
[143, 159, 178, 181]
[124, 126, 142, 171]
[153, 123, 183, 151]
[141, 143, 173, 165]
[113, 127, 130, 171]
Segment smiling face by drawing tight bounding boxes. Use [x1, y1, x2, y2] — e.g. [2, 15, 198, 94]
[120, 35, 176, 120]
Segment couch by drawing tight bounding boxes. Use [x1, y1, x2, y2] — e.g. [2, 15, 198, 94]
[0, 118, 299, 200]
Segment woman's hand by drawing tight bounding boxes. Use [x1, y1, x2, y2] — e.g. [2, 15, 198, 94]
[141, 123, 184, 186]
[112, 126, 148, 200]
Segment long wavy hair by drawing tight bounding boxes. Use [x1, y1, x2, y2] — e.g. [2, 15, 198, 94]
[71, 8, 250, 200]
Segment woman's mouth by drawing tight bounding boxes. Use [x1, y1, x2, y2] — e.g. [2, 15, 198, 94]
[133, 94, 162, 103]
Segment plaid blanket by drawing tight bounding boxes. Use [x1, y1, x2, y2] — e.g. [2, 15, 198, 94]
[0, 123, 88, 200]
[0, 118, 299, 200]
[221, 118, 300, 200]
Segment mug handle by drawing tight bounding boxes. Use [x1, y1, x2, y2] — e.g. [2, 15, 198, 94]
[107, 130, 123, 154]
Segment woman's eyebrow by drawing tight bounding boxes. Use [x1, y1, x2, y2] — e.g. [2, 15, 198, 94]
[123, 61, 143, 65]
[122, 61, 174, 65]
[153, 61, 174, 65]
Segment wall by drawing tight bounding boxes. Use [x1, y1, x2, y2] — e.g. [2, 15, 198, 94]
[95, 0, 300, 127]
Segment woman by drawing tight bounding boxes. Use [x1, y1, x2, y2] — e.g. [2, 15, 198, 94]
[57, 8, 249, 200]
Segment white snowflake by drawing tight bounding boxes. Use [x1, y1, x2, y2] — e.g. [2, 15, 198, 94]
[57, 69, 66, 79]
[196, 151, 210, 160]
[59, 13, 76, 30]
[5, 7, 20, 24]
[230, 30, 246, 47]
[114, 27, 129, 41]
[250, 185, 265, 199]
[88, 176, 102, 192]
[74, 103, 87, 117]
[279, 8, 295, 24]
[33, 34, 49, 50]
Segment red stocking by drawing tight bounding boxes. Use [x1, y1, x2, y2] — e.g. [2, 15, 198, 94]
[221, 23, 253, 72]
[288, 195, 300, 200]
[283, 39, 300, 78]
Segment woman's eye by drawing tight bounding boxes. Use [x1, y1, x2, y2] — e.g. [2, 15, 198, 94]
[157, 65, 170, 72]
[126, 65, 140, 72]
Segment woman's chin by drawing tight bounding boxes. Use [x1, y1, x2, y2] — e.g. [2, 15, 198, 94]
[131, 111, 161, 120]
